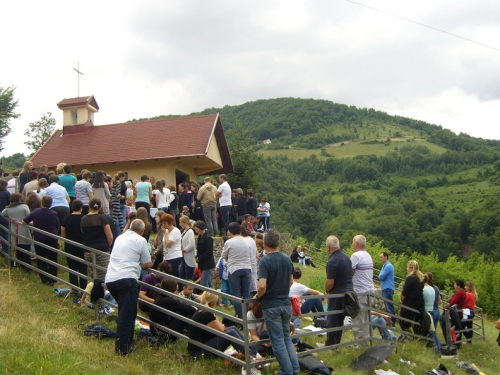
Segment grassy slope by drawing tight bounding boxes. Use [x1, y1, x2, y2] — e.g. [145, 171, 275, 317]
[258, 139, 447, 160]
[0, 262, 498, 375]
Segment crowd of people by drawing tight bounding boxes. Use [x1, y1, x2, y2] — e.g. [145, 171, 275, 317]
[0, 162, 486, 374]
[322, 235, 481, 354]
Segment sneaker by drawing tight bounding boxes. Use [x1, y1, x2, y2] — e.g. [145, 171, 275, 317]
[397, 334, 408, 342]
[117, 345, 136, 356]
[316, 343, 325, 348]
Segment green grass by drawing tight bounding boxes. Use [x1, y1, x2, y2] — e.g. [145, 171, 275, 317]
[258, 140, 447, 160]
[0, 261, 498, 375]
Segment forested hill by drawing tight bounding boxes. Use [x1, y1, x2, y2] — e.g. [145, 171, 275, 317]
[137, 97, 500, 265]
[138, 97, 500, 152]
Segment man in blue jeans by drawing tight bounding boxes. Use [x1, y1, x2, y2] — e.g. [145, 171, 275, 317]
[256, 229, 299, 375]
[378, 252, 396, 325]
[105, 219, 152, 356]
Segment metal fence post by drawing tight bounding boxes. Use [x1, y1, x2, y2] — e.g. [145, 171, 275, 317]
[91, 251, 99, 318]
[368, 293, 373, 348]
[6, 222, 12, 269]
[242, 299, 251, 375]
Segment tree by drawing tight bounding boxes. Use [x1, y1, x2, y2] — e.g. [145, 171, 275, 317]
[0, 86, 20, 152]
[226, 120, 262, 191]
[24, 112, 56, 152]
[1, 152, 27, 171]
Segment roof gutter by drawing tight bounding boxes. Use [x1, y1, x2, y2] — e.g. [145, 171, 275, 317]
[204, 112, 219, 154]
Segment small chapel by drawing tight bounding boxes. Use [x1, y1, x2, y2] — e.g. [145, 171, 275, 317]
[29, 96, 234, 185]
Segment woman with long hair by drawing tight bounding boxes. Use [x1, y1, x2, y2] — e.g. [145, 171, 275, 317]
[463, 281, 478, 344]
[160, 213, 182, 277]
[248, 301, 273, 356]
[92, 171, 110, 216]
[19, 161, 33, 194]
[400, 260, 425, 331]
[193, 220, 215, 288]
[81, 197, 113, 280]
[110, 174, 124, 233]
[61, 199, 87, 294]
[134, 175, 152, 216]
[136, 207, 151, 242]
[36, 178, 48, 199]
[423, 272, 441, 351]
[187, 291, 256, 358]
[179, 215, 196, 282]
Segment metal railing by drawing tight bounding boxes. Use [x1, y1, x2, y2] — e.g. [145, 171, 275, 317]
[0, 220, 485, 374]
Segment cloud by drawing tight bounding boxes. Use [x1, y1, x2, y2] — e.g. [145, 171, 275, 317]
[2, 0, 500, 157]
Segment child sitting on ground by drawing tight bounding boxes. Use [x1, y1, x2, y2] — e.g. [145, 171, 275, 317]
[81, 280, 116, 315]
[179, 282, 200, 302]
[181, 206, 190, 219]
[150, 278, 197, 344]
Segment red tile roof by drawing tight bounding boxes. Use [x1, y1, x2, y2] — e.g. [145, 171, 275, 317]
[57, 96, 99, 110]
[30, 114, 234, 174]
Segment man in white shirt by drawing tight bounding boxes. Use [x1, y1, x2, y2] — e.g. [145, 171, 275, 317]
[216, 174, 231, 235]
[350, 234, 374, 348]
[105, 219, 152, 356]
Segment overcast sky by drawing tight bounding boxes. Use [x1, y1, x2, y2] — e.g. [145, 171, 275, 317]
[2, 0, 500, 157]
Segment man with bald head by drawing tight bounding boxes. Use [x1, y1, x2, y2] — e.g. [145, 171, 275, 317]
[105, 219, 152, 356]
[323, 236, 353, 347]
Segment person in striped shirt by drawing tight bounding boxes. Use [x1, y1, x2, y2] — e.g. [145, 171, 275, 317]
[351, 234, 374, 348]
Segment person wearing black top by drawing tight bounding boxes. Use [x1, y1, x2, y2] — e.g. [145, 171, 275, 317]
[81, 197, 113, 280]
[19, 161, 33, 194]
[118, 172, 127, 230]
[61, 199, 87, 292]
[324, 236, 353, 346]
[177, 183, 188, 226]
[149, 278, 196, 344]
[193, 221, 215, 288]
[22, 195, 60, 285]
[400, 260, 425, 331]
[235, 188, 247, 223]
[188, 291, 255, 357]
[246, 189, 257, 217]
[290, 246, 300, 263]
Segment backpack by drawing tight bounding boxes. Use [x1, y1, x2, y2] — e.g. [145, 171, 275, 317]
[298, 356, 333, 375]
[343, 291, 360, 318]
[82, 323, 116, 338]
[291, 295, 302, 316]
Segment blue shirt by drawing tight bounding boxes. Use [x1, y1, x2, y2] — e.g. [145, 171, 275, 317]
[45, 183, 69, 208]
[258, 251, 293, 310]
[378, 260, 395, 291]
[59, 174, 77, 197]
[135, 182, 151, 203]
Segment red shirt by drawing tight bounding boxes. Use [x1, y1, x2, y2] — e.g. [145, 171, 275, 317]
[466, 292, 476, 309]
[449, 288, 467, 310]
